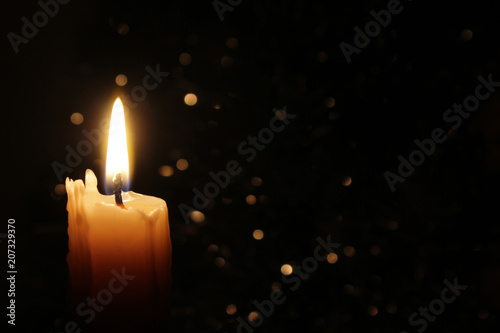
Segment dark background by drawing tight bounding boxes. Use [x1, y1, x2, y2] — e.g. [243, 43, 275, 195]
[2, 0, 500, 332]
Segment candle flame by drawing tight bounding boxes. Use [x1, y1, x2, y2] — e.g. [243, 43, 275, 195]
[105, 98, 130, 192]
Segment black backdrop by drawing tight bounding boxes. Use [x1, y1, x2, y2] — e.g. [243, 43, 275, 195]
[1, 0, 500, 332]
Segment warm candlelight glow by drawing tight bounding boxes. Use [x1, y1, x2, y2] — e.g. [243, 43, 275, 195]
[106, 98, 130, 192]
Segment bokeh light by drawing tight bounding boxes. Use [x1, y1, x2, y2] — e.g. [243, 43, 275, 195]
[248, 312, 260, 322]
[253, 229, 264, 240]
[184, 93, 198, 106]
[179, 53, 192, 66]
[370, 245, 381, 255]
[246, 195, 257, 205]
[208, 244, 219, 252]
[226, 37, 239, 49]
[251, 176, 263, 187]
[281, 264, 293, 275]
[190, 210, 205, 223]
[158, 165, 174, 177]
[226, 304, 237, 315]
[115, 74, 128, 86]
[343, 245, 355, 257]
[70, 113, 84, 125]
[325, 97, 335, 108]
[117, 23, 130, 35]
[327, 253, 338, 264]
[388, 220, 399, 230]
[367, 306, 378, 316]
[176, 159, 189, 171]
[341, 176, 352, 186]
[54, 184, 66, 196]
[272, 282, 282, 291]
[387, 304, 398, 314]
[275, 108, 287, 120]
[221, 56, 234, 67]
[461, 29, 473, 41]
[215, 257, 226, 267]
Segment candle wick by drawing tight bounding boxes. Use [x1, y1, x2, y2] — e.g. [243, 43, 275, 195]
[113, 173, 126, 209]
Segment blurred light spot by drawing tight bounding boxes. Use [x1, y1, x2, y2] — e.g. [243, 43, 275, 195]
[387, 304, 397, 314]
[388, 220, 399, 230]
[275, 108, 287, 120]
[117, 23, 130, 35]
[226, 37, 239, 49]
[54, 184, 66, 196]
[179, 53, 192, 66]
[325, 97, 335, 108]
[341, 176, 352, 186]
[343, 246, 355, 257]
[208, 244, 219, 252]
[317, 51, 328, 63]
[221, 56, 234, 67]
[70, 113, 84, 125]
[213, 103, 222, 110]
[370, 245, 381, 256]
[478, 309, 489, 319]
[115, 74, 128, 86]
[184, 93, 198, 106]
[281, 264, 293, 275]
[215, 257, 226, 267]
[461, 29, 473, 41]
[251, 177, 263, 187]
[337, 215, 343, 222]
[343, 284, 355, 294]
[226, 304, 237, 315]
[258, 195, 268, 204]
[327, 253, 338, 264]
[367, 306, 378, 316]
[246, 195, 257, 205]
[158, 165, 174, 177]
[176, 159, 189, 171]
[248, 312, 260, 323]
[222, 197, 233, 204]
[253, 229, 264, 240]
[190, 210, 205, 223]
[272, 282, 282, 291]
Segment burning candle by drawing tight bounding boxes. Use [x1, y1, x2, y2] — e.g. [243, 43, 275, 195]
[66, 98, 171, 332]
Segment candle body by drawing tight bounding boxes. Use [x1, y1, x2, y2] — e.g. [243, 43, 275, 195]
[66, 169, 171, 332]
